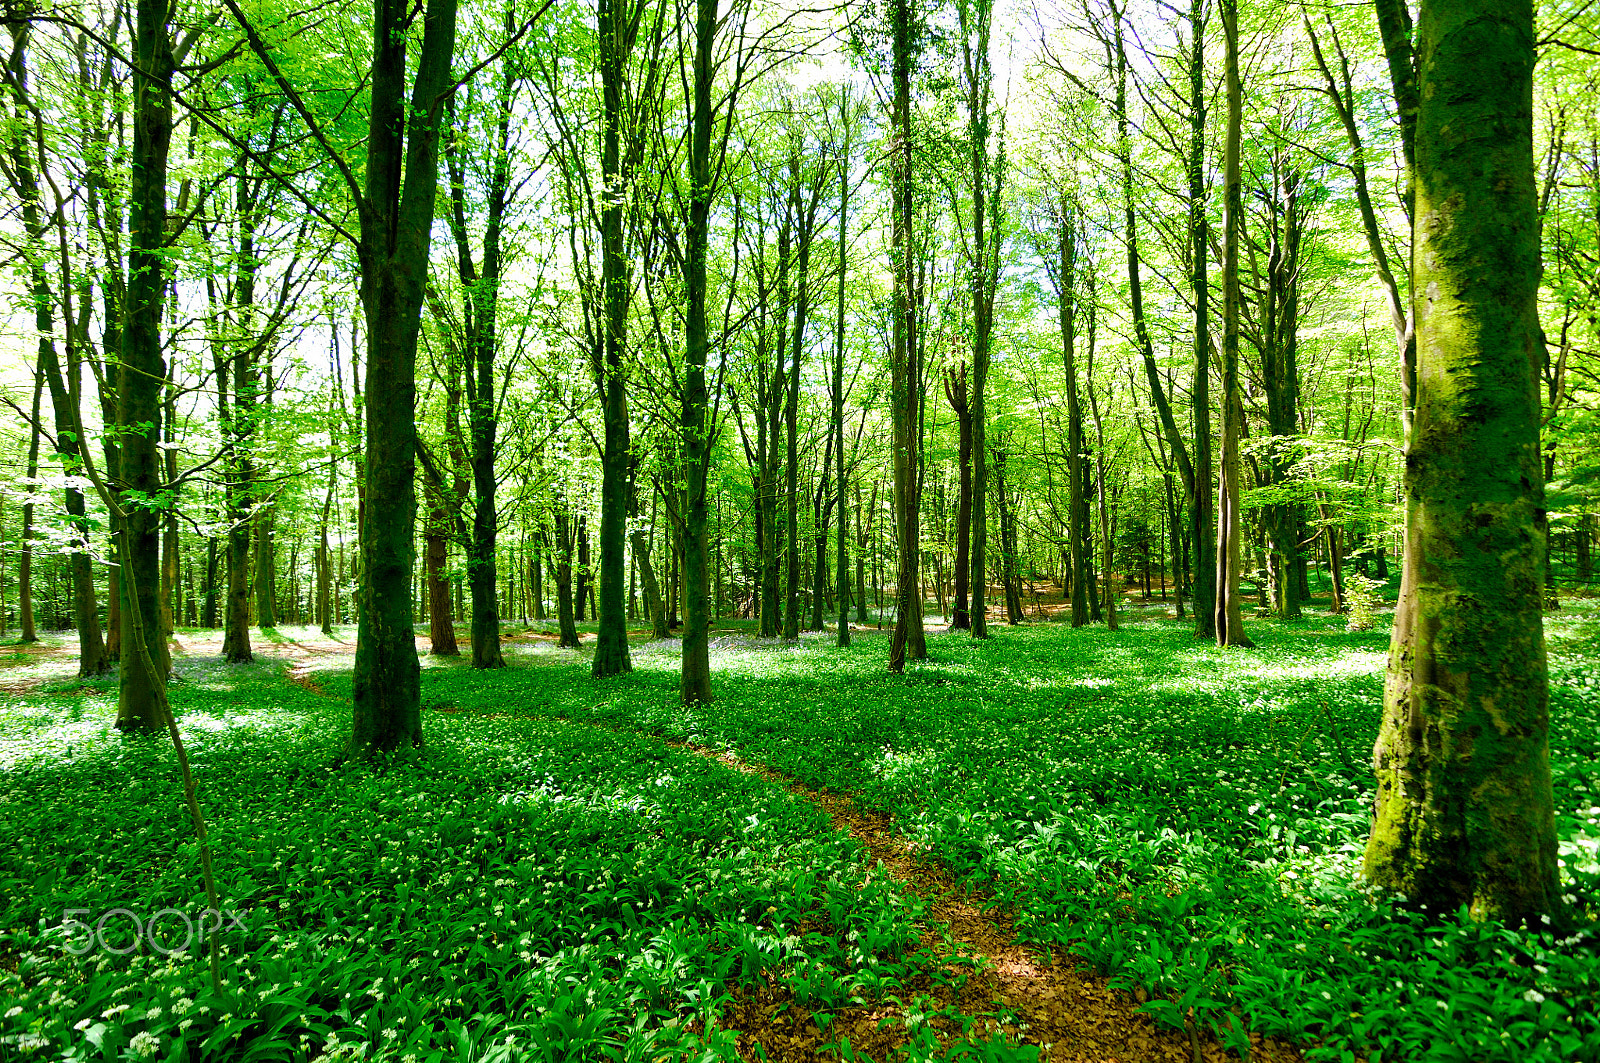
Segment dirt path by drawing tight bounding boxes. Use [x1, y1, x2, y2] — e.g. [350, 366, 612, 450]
[667, 740, 1299, 1063]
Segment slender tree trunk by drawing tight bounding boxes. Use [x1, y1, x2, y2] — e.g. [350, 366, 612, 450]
[576, 515, 590, 622]
[8, 24, 106, 668]
[18, 366, 40, 642]
[202, 535, 219, 629]
[945, 365, 973, 630]
[856, 483, 869, 623]
[1364, 0, 1557, 925]
[161, 388, 179, 639]
[424, 481, 458, 655]
[834, 114, 853, 648]
[531, 533, 545, 621]
[1189, 0, 1216, 639]
[551, 512, 580, 648]
[888, 0, 925, 671]
[1214, 0, 1252, 649]
[1058, 201, 1089, 628]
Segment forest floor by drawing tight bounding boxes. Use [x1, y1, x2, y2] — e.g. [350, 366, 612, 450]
[1, 599, 1598, 1063]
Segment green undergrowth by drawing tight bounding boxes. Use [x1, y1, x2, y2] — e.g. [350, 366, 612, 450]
[444, 606, 1600, 1062]
[3, 605, 1597, 1063]
[0, 649, 931, 1061]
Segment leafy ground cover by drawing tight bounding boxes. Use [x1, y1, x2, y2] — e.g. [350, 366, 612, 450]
[1, 603, 1596, 1062]
[0, 643, 931, 1061]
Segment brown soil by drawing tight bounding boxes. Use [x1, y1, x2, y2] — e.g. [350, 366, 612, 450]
[670, 742, 1301, 1063]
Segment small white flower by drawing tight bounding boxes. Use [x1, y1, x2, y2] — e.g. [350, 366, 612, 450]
[73, 1018, 92, 1032]
[3, 1007, 21, 1019]
[172, 998, 193, 1016]
[129, 1031, 161, 1058]
[101, 1004, 130, 1020]
[1524, 989, 1546, 1004]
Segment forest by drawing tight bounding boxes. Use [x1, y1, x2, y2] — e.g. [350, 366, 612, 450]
[0, 0, 1598, 1058]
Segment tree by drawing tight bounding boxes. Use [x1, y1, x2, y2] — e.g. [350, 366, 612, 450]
[442, 45, 518, 671]
[1213, 0, 1252, 649]
[678, 0, 719, 702]
[114, 0, 176, 732]
[591, 0, 661, 679]
[2, 23, 109, 674]
[1363, 0, 1558, 924]
[887, 0, 927, 671]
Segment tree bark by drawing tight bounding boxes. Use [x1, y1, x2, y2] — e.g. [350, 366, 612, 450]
[424, 477, 459, 655]
[945, 364, 973, 629]
[350, 0, 459, 755]
[1057, 200, 1089, 628]
[1188, 0, 1216, 639]
[1213, 0, 1253, 649]
[550, 511, 580, 648]
[833, 110, 853, 648]
[888, 0, 926, 670]
[1364, 0, 1557, 925]
[115, 0, 173, 732]
[591, 0, 634, 678]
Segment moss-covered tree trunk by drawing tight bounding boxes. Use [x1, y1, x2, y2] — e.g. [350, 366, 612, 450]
[1363, 0, 1558, 925]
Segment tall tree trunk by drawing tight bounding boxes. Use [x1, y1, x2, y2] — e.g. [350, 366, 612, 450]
[1213, 0, 1253, 649]
[1364, 0, 1557, 925]
[443, 68, 513, 671]
[834, 111, 853, 648]
[18, 364, 40, 642]
[350, 0, 460, 755]
[1111, 0, 1198, 588]
[783, 161, 821, 642]
[11, 22, 110, 671]
[1188, 0, 1216, 639]
[115, 0, 173, 732]
[591, 0, 633, 677]
[253, 348, 277, 629]
[1057, 200, 1089, 628]
[959, 0, 999, 645]
[888, 0, 925, 671]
